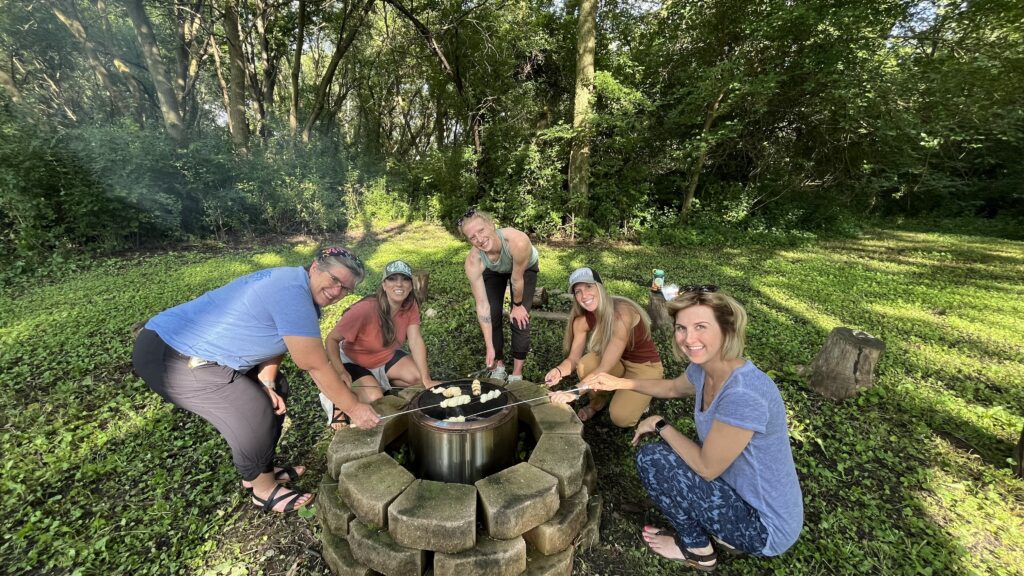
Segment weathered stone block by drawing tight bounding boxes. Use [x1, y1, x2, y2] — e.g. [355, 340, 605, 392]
[575, 494, 603, 552]
[524, 544, 574, 576]
[524, 486, 588, 555]
[504, 380, 548, 402]
[528, 434, 587, 497]
[394, 384, 425, 404]
[327, 414, 408, 479]
[433, 535, 526, 576]
[388, 480, 477, 553]
[318, 474, 354, 537]
[348, 518, 427, 576]
[520, 402, 583, 438]
[321, 529, 374, 576]
[581, 445, 597, 495]
[338, 453, 416, 528]
[475, 463, 560, 540]
[374, 393, 409, 416]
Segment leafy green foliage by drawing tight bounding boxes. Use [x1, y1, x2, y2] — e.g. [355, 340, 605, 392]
[1, 223, 1021, 574]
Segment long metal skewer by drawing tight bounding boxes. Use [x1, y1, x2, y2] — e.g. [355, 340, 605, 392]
[373, 385, 589, 421]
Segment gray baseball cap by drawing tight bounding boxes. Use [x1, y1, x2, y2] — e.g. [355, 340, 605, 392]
[568, 267, 603, 292]
[383, 260, 413, 281]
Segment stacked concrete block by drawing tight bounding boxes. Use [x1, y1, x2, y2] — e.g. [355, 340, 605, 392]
[318, 379, 601, 576]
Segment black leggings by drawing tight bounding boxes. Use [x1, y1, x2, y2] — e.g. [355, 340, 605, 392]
[483, 262, 539, 361]
[132, 328, 288, 481]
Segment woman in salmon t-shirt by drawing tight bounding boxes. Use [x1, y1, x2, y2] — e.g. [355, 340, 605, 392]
[322, 260, 437, 429]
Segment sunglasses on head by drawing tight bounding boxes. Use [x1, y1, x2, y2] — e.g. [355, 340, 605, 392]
[456, 207, 477, 229]
[681, 284, 719, 294]
[320, 246, 363, 267]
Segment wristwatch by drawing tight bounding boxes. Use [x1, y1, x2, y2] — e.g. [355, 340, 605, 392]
[513, 300, 523, 307]
[654, 419, 669, 434]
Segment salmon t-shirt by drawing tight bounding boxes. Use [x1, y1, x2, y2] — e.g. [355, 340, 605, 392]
[329, 298, 421, 368]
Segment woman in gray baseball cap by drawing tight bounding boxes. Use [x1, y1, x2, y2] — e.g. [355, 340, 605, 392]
[545, 266, 664, 427]
[322, 260, 437, 428]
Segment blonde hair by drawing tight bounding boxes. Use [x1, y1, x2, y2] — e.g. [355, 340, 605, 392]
[459, 210, 497, 236]
[666, 290, 747, 361]
[563, 282, 652, 355]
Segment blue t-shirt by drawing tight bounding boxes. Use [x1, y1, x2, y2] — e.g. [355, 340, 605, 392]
[147, 267, 323, 371]
[688, 360, 803, 556]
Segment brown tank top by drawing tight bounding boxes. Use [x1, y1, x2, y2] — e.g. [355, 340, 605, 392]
[583, 308, 661, 364]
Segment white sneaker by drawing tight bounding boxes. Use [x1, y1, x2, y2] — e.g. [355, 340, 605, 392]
[488, 365, 508, 381]
[506, 374, 523, 383]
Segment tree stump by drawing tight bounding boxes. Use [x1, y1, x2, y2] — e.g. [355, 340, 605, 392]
[809, 327, 886, 400]
[647, 290, 672, 331]
[504, 286, 549, 307]
[413, 271, 429, 303]
[1015, 426, 1023, 479]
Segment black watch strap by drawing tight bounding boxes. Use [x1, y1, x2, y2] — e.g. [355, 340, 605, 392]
[654, 419, 669, 433]
[513, 300, 523, 307]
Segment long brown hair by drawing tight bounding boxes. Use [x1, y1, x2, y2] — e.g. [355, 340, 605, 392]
[563, 282, 651, 354]
[373, 278, 417, 347]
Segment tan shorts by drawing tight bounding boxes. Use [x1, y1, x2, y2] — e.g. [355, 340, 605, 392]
[577, 351, 664, 428]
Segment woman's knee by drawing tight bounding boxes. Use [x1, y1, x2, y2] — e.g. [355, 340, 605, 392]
[609, 407, 642, 428]
[575, 352, 601, 379]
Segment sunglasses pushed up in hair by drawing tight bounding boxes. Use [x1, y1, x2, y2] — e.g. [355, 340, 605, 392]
[456, 207, 477, 229]
[681, 284, 719, 294]
[319, 246, 363, 268]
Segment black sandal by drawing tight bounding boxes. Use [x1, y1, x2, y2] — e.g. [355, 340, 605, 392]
[711, 535, 742, 556]
[645, 528, 718, 572]
[273, 465, 304, 483]
[251, 484, 314, 514]
[330, 405, 348, 427]
[672, 534, 718, 573]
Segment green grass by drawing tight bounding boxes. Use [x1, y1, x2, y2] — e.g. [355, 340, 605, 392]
[1, 223, 1022, 575]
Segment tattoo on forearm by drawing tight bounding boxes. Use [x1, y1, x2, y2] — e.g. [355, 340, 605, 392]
[478, 314, 492, 325]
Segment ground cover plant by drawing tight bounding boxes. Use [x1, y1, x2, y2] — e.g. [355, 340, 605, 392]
[1, 222, 1022, 575]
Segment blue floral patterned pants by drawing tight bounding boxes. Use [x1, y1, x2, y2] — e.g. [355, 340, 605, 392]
[636, 441, 769, 555]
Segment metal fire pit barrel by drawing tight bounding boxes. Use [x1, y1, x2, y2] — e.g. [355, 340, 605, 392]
[407, 379, 518, 485]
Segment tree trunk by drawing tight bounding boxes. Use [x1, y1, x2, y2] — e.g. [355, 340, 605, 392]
[125, 0, 185, 145]
[302, 0, 373, 142]
[0, 67, 19, 102]
[568, 0, 597, 226]
[647, 289, 672, 332]
[52, 2, 123, 117]
[289, 0, 307, 137]
[210, 34, 234, 136]
[413, 270, 429, 303]
[1015, 426, 1023, 479]
[680, 87, 726, 222]
[809, 328, 886, 400]
[223, 0, 250, 152]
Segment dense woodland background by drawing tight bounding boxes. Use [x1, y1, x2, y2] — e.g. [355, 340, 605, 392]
[1, 0, 1022, 275]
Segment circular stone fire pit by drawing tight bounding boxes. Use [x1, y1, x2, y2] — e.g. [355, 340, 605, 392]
[318, 378, 603, 576]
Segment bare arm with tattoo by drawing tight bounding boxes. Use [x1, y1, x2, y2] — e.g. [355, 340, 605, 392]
[465, 251, 496, 367]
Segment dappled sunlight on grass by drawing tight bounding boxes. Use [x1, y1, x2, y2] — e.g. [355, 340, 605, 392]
[2, 223, 1023, 575]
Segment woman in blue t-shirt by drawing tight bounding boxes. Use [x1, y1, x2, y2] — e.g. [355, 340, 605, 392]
[132, 247, 381, 515]
[570, 287, 803, 571]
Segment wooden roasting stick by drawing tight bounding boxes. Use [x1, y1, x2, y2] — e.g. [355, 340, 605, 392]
[349, 386, 590, 426]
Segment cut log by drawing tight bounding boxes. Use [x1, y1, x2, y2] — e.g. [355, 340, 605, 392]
[413, 270, 429, 303]
[503, 310, 569, 322]
[504, 286, 549, 307]
[809, 327, 886, 400]
[647, 290, 672, 331]
[1015, 426, 1023, 479]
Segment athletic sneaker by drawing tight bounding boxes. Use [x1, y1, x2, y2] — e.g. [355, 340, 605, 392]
[488, 365, 508, 381]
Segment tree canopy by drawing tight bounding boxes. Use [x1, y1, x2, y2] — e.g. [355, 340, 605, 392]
[1, 0, 1021, 268]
